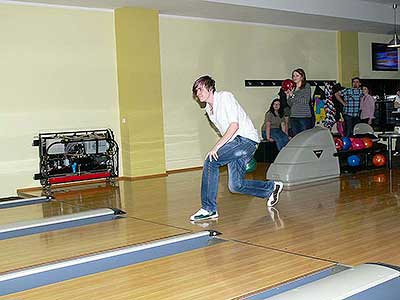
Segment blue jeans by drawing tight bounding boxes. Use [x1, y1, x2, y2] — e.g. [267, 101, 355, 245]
[290, 117, 313, 136]
[201, 136, 275, 213]
[270, 128, 289, 150]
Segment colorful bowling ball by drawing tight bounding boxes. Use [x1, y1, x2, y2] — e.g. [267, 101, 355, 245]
[245, 157, 257, 173]
[349, 137, 355, 150]
[362, 137, 373, 148]
[334, 137, 343, 150]
[347, 155, 361, 167]
[341, 137, 352, 151]
[372, 153, 386, 167]
[281, 79, 295, 91]
[352, 138, 365, 150]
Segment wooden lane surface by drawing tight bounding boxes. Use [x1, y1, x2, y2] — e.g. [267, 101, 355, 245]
[37, 167, 400, 267]
[19, 183, 121, 209]
[211, 169, 400, 267]
[0, 201, 91, 225]
[195, 169, 400, 266]
[0, 240, 333, 300]
[18, 167, 400, 266]
[0, 217, 188, 274]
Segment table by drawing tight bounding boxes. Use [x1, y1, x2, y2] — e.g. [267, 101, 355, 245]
[378, 132, 400, 169]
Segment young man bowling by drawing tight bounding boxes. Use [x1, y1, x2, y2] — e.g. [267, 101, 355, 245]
[190, 75, 283, 222]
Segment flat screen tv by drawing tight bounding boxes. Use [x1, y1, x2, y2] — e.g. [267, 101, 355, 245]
[372, 43, 399, 71]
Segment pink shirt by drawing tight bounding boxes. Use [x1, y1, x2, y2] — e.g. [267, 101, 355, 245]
[360, 94, 375, 120]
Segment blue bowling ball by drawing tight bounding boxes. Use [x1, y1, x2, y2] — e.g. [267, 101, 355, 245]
[342, 137, 352, 151]
[347, 154, 361, 167]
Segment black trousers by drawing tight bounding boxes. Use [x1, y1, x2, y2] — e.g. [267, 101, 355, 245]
[343, 114, 360, 137]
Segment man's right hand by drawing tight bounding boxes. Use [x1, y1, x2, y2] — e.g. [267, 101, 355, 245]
[206, 146, 219, 161]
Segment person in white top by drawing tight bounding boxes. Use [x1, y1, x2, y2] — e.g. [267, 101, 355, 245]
[394, 89, 400, 110]
[190, 75, 283, 222]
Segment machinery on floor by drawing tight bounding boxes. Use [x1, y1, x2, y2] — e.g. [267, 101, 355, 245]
[33, 129, 119, 190]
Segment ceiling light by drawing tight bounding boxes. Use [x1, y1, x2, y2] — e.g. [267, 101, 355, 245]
[388, 3, 400, 48]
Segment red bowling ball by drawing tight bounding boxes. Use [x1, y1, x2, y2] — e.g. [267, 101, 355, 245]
[334, 137, 343, 150]
[362, 137, 373, 148]
[372, 153, 386, 167]
[281, 79, 295, 91]
[351, 138, 365, 150]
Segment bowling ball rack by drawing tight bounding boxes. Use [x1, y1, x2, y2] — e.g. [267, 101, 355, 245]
[334, 142, 386, 173]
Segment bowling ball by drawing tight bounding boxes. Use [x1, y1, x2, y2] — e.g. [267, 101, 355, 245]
[341, 137, 352, 151]
[352, 138, 365, 150]
[347, 155, 361, 167]
[334, 137, 343, 150]
[372, 153, 386, 167]
[362, 137, 373, 148]
[281, 79, 295, 91]
[245, 157, 257, 173]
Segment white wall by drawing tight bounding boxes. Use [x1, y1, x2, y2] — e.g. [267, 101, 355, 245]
[0, 4, 120, 196]
[159, 16, 337, 170]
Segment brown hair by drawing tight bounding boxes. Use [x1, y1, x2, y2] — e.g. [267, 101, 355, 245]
[192, 75, 216, 100]
[268, 98, 284, 118]
[292, 68, 307, 89]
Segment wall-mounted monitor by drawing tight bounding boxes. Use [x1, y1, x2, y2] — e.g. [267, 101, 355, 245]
[372, 43, 399, 71]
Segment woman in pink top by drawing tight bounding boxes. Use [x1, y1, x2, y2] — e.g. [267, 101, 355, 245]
[360, 85, 375, 125]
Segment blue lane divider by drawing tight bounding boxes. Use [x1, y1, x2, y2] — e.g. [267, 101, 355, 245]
[0, 231, 222, 296]
[245, 265, 350, 300]
[344, 263, 400, 300]
[246, 263, 400, 300]
[344, 277, 400, 300]
[0, 196, 51, 209]
[0, 208, 124, 240]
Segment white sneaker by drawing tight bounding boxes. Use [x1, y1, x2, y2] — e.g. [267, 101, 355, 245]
[267, 181, 283, 207]
[190, 208, 219, 221]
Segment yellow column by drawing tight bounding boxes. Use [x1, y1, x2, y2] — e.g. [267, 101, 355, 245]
[337, 31, 359, 87]
[115, 7, 166, 177]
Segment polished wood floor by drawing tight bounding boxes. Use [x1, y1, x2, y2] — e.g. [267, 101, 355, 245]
[1, 164, 400, 299]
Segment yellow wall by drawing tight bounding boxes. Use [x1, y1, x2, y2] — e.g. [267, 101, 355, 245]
[0, 4, 120, 196]
[359, 32, 400, 79]
[159, 16, 338, 170]
[115, 8, 166, 177]
[337, 31, 359, 87]
[4, 4, 385, 195]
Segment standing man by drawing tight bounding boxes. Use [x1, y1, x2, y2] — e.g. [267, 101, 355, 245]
[190, 75, 283, 222]
[335, 77, 362, 136]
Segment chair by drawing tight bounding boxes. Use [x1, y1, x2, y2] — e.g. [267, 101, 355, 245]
[353, 123, 379, 142]
[353, 123, 374, 135]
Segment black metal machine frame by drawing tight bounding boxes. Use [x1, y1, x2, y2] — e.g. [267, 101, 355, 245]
[33, 129, 119, 189]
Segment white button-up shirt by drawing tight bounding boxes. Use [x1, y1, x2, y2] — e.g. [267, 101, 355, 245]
[205, 91, 260, 143]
